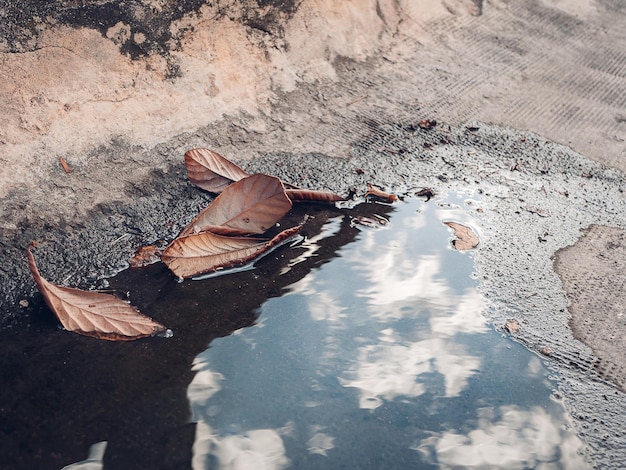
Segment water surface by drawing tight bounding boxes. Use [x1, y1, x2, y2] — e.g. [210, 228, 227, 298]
[0, 194, 586, 469]
[186, 195, 586, 469]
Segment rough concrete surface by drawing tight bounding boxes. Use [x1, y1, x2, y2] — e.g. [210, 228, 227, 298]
[1, 0, 626, 467]
[555, 225, 626, 392]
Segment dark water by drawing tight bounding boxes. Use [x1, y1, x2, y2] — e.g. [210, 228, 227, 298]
[0, 195, 586, 469]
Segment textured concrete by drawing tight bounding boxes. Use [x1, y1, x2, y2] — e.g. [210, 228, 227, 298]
[555, 226, 626, 391]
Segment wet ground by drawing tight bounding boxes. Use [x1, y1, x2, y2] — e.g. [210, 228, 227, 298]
[2, 122, 626, 468]
[2, 1, 626, 467]
[0, 196, 587, 469]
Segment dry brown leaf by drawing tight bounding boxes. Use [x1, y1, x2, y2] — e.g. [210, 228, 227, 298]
[285, 189, 345, 203]
[59, 157, 71, 174]
[27, 244, 169, 341]
[185, 148, 250, 193]
[505, 318, 520, 334]
[365, 184, 398, 203]
[179, 173, 292, 237]
[418, 119, 437, 130]
[185, 148, 340, 203]
[444, 221, 480, 250]
[129, 245, 163, 268]
[162, 225, 302, 278]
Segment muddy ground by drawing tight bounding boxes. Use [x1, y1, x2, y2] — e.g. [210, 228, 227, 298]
[1, 0, 625, 467]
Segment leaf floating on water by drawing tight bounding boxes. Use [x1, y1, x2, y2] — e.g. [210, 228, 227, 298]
[27, 243, 169, 341]
[350, 214, 389, 229]
[162, 225, 302, 278]
[180, 174, 292, 237]
[185, 148, 250, 193]
[285, 189, 345, 203]
[444, 221, 480, 250]
[365, 184, 398, 203]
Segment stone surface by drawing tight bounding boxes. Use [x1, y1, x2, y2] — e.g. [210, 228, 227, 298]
[555, 225, 626, 391]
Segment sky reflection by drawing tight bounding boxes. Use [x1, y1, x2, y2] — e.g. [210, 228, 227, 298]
[415, 405, 587, 469]
[186, 195, 586, 469]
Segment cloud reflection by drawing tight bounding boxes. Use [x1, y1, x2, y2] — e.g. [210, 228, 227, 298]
[414, 405, 587, 469]
[192, 422, 290, 470]
[307, 425, 335, 456]
[184, 198, 581, 468]
[340, 331, 482, 408]
[336, 211, 487, 408]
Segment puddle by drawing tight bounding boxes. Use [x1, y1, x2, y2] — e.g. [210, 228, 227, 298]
[186, 195, 586, 469]
[0, 195, 587, 469]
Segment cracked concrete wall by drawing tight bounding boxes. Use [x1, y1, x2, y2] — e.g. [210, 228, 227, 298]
[0, 0, 402, 200]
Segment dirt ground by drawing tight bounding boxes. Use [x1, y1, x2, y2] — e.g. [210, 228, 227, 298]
[1, 0, 625, 467]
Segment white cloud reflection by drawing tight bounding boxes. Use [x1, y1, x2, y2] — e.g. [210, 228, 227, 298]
[430, 289, 487, 336]
[184, 198, 581, 468]
[336, 222, 486, 409]
[307, 425, 335, 456]
[340, 331, 481, 408]
[192, 422, 290, 470]
[413, 405, 588, 469]
[188, 363, 290, 470]
[358, 250, 450, 313]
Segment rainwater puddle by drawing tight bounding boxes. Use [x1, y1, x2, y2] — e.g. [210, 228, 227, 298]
[186, 195, 586, 469]
[0, 194, 587, 469]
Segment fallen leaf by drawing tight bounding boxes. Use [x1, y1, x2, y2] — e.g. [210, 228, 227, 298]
[185, 148, 250, 193]
[444, 221, 479, 250]
[541, 347, 553, 356]
[27, 244, 169, 341]
[365, 184, 398, 203]
[505, 319, 520, 334]
[162, 225, 302, 278]
[180, 174, 292, 237]
[418, 119, 437, 130]
[285, 189, 345, 203]
[59, 157, 71, 174]
[185, 148, 342, 203]
[129, 245, 163, 268]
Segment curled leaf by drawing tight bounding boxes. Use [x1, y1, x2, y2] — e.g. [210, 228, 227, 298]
[444, 222, 479, 250]
[162, 225, 302, 278]
[285, 189, 345, 203]
[185, 148, 250, 193]
[180, 174, 292, 237]
[365, 184, 398, 203]
[27, 244, 169, 341]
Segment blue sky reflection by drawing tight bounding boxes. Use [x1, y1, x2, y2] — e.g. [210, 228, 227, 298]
[186, 195, 586, 469]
